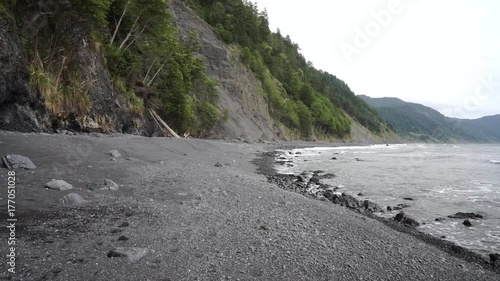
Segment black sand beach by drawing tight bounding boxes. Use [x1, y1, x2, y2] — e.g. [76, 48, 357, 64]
[0, 131, 499, 280]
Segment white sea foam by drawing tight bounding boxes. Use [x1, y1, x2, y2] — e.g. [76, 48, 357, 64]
[490, 160, 500, 164]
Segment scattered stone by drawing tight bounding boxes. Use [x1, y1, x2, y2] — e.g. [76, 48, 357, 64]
[463, 220, 472, 227]
[403, 197, 414, 201]
[119, 222, 130, 227]
[319, 173, 336, 179]
[118, 235, 129, 241]
[295, 152, 302, 155]
[387, 206, 393, 211]
[394, 212, 420, 227]
[392, 203, 411, 211]
[109, 150, 122, 158]
[107, 247, 150, 262]
[110, 228, 123, 234]
[259, 225, 268, 231]
[124, 210, 134, 217]
[448, 212, 483, 219]
[309, 176, 320, 185]
[355, 158, 363, 162]
[92, 179, 119, 191]
[331, 157, 337, 160]
[296, 175, 306, 182]
[45, 180, 73, 191]
[489, 253, 500, 262]
[441, 236, 446, 239]
[2, 154, 37, 170]
[435, 217, 446, 222]
[358, 193, 364, 196]
[214, 162, 223, 167]
[51, 267, 63, 274]
[59, 193, 87, 205]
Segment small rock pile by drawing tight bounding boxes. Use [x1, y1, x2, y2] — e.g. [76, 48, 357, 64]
[267, 171, 384, 215]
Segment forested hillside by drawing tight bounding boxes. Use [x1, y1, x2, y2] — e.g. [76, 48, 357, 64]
[360, 95, 500, 142]
[188, 0, 388, 138]
[1, 0, 391, 141]
[1, 0, 224, 135]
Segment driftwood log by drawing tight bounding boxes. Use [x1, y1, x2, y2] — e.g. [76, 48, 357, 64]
[149, 109, 181, 138]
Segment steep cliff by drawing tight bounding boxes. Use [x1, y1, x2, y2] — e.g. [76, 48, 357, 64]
[0, 3, 148, 134]
[170, 0, 283, 141]
[0, 1, 391, 143]
[0, 17, 50, 132]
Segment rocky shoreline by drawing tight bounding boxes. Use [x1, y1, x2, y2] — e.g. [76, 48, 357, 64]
[254, 150, 500, 273]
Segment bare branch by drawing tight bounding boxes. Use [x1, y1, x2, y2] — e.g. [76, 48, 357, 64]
[147, 61, 167, 87]
[118, 16, 140, 50]
[110, 0, 131, 46]
[124, 24, 147, 50]
[143, 58, 158, 84]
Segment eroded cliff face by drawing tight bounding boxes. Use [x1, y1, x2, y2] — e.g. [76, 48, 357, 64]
[0, 2, 389, 143]
[0, 17, 50, 132]
[0, 10, 149, 134]
[170, 0, 285, 141]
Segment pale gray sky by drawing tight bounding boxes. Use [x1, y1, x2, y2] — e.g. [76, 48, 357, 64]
[252, 0, 500, 119]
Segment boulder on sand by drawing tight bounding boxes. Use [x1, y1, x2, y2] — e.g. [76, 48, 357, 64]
[45, 180, 73, 191]
[59, 193, 87, 205]
[109, 150, 122, 158]
[107, 247, 150, 263]
[2, 154, 36, 170]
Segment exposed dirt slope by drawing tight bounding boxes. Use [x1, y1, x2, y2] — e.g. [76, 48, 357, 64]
[170, 0, 285, 141]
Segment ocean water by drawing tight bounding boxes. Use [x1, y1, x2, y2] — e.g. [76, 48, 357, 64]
[275, 144, 500, 256]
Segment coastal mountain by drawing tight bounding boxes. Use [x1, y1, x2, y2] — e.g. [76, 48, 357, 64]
[0, 0, 392, 142]
[359, 95, 500, 142]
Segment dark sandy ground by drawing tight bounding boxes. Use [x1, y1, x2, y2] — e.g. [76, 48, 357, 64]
[0, 131, 499, 281]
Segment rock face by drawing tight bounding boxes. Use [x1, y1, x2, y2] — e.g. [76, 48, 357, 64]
[0, 10, 148, 134]
[0, 17, 50, 132]
[169, 0, 284, 141]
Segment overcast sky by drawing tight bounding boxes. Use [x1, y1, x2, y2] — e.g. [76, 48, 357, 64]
[251, 0, 500, 119]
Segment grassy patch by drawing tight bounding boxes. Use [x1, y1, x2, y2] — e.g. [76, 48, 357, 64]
[111, 76, 144, 114]
[28, 61, 93, 115]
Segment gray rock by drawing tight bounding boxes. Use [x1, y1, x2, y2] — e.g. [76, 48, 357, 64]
[309, 176, 320, 185]
[2, 154, 37, 170]
[394, 212, 420, 227]
[45, 180, 73, 191]
[109, 150, 122, 158]
[448, 212, 483, 219]
[117, 235, 129, 241]
[490, 253, 500, 262]
[107, 247, 150, 262]
[463, 220, 472, 227]
[59, 193, 86, 205]
[214, 162, 223, 167]
[99, 179, 119, 191]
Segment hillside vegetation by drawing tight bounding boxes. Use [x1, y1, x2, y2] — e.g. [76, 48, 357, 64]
[5, 0, 223, 135]
[188, 0, 388, 138]
[2, 0, 391, 140]
[359, 95, 500, 142]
